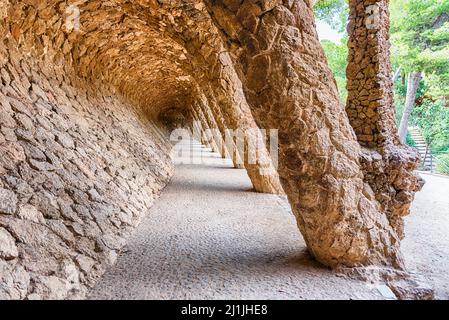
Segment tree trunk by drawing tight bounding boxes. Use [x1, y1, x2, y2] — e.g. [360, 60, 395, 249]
[392, 66, 402, 83]
[398, 72, 422, 143]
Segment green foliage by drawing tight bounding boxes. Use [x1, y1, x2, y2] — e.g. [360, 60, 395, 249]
[315, 1, 449, 175]
[316, 0, 449, 102]
[321, 39, 348, 102]
[390, 0, 449, 100]
[406, 131, 417, 148]
[314, 0, 349, 32]
[411, 97, 449, 154]
[436, 153, 449, 174]
[314, 1, 349, 102]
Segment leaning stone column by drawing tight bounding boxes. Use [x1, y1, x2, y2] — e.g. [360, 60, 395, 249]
[199, 75, 284, 194]
[194, 92, 231, 158]
[191, 103, 221, 153]
[197, 107, 222, 154]
[207, 0, 403, 268]
[195, 86, 245, 166]
[346, 0, 422, 238]
[150, 2, 282, 194]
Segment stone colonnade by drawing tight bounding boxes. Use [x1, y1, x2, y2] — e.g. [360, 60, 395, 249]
[0, 0, 421, 299]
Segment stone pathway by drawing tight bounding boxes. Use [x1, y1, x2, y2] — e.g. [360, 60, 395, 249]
[402, 172, 449, 300]
[89, 141, 449, 300]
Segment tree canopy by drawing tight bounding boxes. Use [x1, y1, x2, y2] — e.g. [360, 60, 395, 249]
[315, 0, 449, 173]
[314, 0, 348, 32]
[315, 0, 449, 102]
[390, 0, 449, 101]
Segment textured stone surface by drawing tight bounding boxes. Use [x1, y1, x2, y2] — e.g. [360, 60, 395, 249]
[0, 227, 18, 260]
[205, 0, 407, 268]
[0, 0, 422, 299]
[346, 0, 422, 238]
[0, 188, 17, 214]
[0, 1, 174, 298]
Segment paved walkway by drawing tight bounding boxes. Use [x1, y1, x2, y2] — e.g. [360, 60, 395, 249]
[403, 172, 449, 299]
[89, 141, 449, 299]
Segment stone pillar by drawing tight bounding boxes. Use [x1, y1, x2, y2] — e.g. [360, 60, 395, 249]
[199, 81, 283, 194]
[196, 106, 222, 153]
[198, 75, 283, 193]
[147, 1, 282, 194]
[346, 0, 422, 238]
[347, 0, 397, 147]
[194, 93, 229, 157]
[207, 0, 403, 268]
[196, 86, 244, 165]
[190, 106, 217, 151]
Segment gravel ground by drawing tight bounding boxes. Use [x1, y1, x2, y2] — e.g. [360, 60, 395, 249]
[89, 142, 449, 300]
[402, 172, 449, 300]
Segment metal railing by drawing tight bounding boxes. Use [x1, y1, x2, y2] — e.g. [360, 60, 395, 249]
[428, 151, 449, 174]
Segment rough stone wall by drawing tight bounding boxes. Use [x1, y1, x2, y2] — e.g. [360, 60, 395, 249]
[0, 60, 173, 299]
[0, 2, 174, 299]
[347, 0, 397, 147]
[346, 0, 422, 238]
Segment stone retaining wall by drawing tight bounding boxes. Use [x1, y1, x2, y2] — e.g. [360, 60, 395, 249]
[0, 41, 174, 299]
